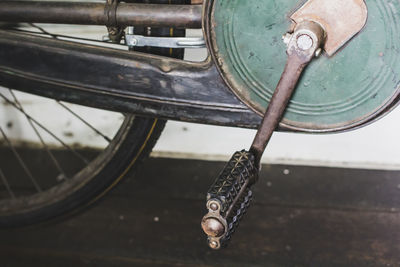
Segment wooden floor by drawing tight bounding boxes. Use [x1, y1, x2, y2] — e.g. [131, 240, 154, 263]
[1, 157, 400, 266]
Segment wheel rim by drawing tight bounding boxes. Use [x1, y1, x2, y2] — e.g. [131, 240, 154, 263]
[0, 87, 134, 216]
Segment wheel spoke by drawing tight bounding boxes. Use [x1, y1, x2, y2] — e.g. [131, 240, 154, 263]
[57, 101, 111, 143]
[9, 24, 120, 45]
[0, 92, 89, 165]
[0, 167, 15, 199]
[0, 127, 42, 192]
[9, 90, 69, 180]
[28, 23, 58, 39]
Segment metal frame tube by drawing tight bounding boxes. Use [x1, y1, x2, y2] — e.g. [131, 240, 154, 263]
[0, 1, 202, 28]
[116, 4, 202, 28]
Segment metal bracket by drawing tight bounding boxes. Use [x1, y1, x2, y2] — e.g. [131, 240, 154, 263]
[125, 34, 205, 49]
[291, 0, 368, 56]
[105, 0, 124, 43]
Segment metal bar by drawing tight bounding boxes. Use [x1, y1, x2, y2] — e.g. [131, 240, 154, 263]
[125, 35, 205, 48]
[0, 1, 202, 28]
[249, 54, 308, 162]
[116, 3, 202, 28]
[250, 21, 325, 163]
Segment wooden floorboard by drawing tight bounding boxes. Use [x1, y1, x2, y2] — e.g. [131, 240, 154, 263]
[1, 157, 400, 266]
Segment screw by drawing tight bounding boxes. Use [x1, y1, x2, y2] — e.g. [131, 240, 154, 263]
[130, 38, 138, 46]
[209, 240, 219, 249]
[296, 34, 313, 50]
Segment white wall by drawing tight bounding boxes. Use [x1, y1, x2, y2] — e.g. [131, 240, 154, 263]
[153, 108, 400, 170]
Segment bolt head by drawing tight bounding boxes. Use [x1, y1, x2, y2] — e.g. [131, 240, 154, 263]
[296, 34, 313, 50]
[209, 240, 219, 249]
[210, 202, 219, 211]
[282, 33, 292, 45]
[315, 48, 322, 57]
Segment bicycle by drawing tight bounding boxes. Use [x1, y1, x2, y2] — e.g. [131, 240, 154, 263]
[0, 0, 399, 249]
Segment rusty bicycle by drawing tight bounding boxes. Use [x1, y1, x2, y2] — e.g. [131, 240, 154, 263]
[0, 0, 399, 249]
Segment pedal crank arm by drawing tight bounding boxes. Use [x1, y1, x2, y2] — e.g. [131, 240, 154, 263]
[250, 21, 325, 164]
[201, 21, 326, 249]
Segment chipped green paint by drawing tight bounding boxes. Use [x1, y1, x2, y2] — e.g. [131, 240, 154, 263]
[211, 0, 400, 131]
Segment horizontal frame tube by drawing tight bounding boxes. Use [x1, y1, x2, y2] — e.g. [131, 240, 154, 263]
[0, 1, 202, 28]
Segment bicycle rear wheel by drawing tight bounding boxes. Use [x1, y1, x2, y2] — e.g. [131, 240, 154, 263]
[0, 0, 187, 226]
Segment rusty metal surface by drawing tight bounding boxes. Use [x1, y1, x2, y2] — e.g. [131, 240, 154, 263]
[117, 3, 202, 28]
[250, 21, 325, 163]
[291, 0, 368, 56]
[0, 1, 202, 28]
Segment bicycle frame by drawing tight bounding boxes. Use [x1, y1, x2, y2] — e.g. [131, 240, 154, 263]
[0, 30, 262, 129]
[0, 1, 398, 133]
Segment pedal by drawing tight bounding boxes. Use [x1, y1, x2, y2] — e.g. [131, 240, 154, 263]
[201, 21, 326, 250]
[201, 150, 257, 249]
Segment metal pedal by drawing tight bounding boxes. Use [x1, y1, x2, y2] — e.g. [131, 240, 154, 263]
[201, 20, 326, 250]
[201, 150, 257, 249]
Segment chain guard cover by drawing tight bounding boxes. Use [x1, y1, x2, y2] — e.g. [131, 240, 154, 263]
[205, 0, 400, 132]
